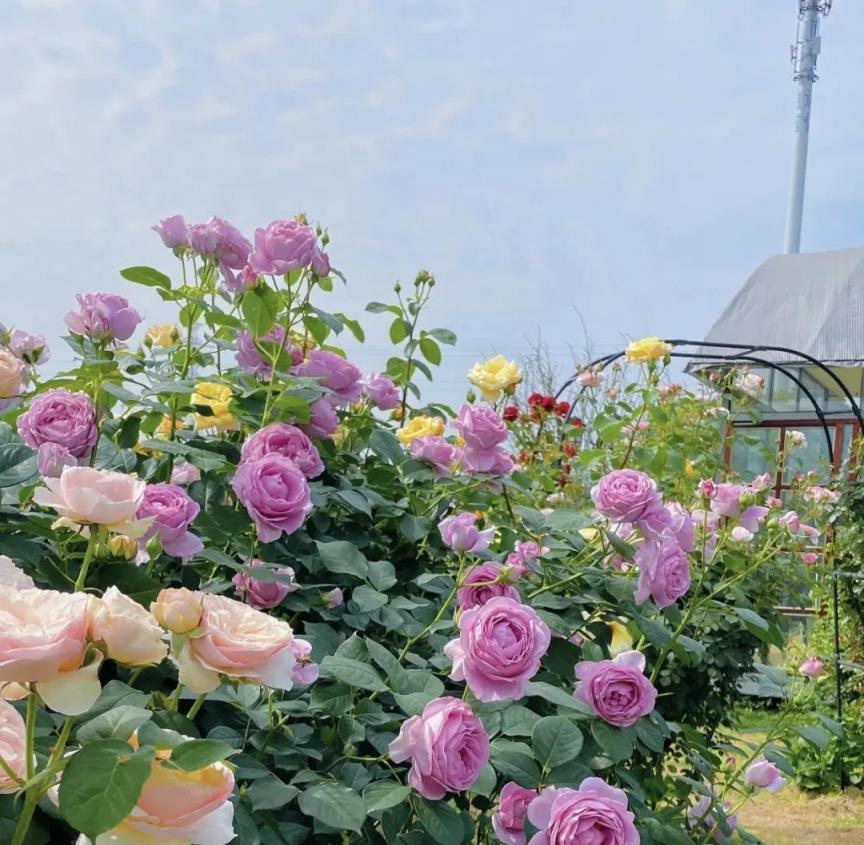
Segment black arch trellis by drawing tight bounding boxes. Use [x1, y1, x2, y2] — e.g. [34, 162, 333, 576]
[555, 339, 863, 788]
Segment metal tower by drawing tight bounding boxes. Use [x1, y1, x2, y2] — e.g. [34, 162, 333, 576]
[783, 0, 832, 254]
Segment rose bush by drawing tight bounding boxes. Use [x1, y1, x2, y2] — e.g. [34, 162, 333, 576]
[0, 214, 833, 844]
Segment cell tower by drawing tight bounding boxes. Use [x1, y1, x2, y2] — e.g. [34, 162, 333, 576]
[783, 0, 833, 254]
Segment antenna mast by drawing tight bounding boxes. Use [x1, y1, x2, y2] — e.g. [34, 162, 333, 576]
[783, 0, 832, 254]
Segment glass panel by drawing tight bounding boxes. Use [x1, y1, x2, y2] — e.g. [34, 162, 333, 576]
[782, 426, 834, 483]
[730, 428, 779, 482]
[769, 371, 798, 413]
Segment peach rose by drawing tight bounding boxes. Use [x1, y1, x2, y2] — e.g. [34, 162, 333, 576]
[151, 588, 203, 634]
[0, 348, 26, 399]
[88, 587, 167, 667]
[0, 699, 26, 793]
[0, 588, 101, 715]
[33, 466, 147, 533]
[91, 747, 235, 845]
[0, 555, 34, 590]
[177, 594, 297, 693]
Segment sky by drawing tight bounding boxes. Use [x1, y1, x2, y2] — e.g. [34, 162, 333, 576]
[2, 0, 863, 406]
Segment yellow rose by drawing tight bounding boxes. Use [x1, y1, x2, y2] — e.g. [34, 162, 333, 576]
[467, 355, 522, 401]
[146, 323, 180, 348]
[608, 620, 634, 656]
[396, 415, 446, 445]
[191, 382, 238, 432]
[151, 587, 203, 635]
[155, 415, 186, 439]
[109, 535, 138, 560]
[625, 336, 672, 363]
[578, 527, 599, 542]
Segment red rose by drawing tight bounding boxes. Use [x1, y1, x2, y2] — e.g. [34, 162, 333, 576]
[540, 396, 556, 412]
[570, 417, 584, 428]
[563, 442, 576, 457]
[502, 406, 519, 422]
[555, 401, 571, 417]
[527, 393, 544, 407]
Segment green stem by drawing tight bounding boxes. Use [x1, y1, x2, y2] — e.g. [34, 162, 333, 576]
[73, 530, 99, 592]
[24, 689, 37, 781]
[9, 794, 37, 845]
[187, 694, 207, 720]
[48, 716, 75, 769]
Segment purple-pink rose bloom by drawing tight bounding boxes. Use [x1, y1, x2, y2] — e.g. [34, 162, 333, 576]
[388, 697, 489, 800]
[152, 214, 188, 248]
[18, 389, 98, 460]
[439, 512, 494, 552]
[232, 560, 299, 610]
[363, 373, 400, 410]
[301, 397, 340, 439]
[290, 638, 319, 685]
[506, 540, 544, 576]
[9, 330, 49, 365]
[324, 587, 344, 608]
[445, 596, 551, 701]
[463, 445, 514, 476]
[231, 454, 312, 543]
[457, 562, 520, 610]
[591, 469, 662, 523]
[294, 349, 362, 406]
[493, 783, 537, 845]
[453, 403, 508, 450]
[137, 483, 203, 561]
[666, 501, 696, 552]
[240, 423, 324, 479]
[745, 760, 786, 793]
[573, 650, 657, 727]
[249, 219, 330, 276]
[689, 796, 737, 843]
[235, 326, 302, 376]
[170, 462, 201, 486]
[65, 292, 143, 342]
[634, 538, 691, 608]
[710, 483, 747, 518]
[37, 443, 77, 478]
[526, 778, 639, 845]
[409, 435, 461, 477]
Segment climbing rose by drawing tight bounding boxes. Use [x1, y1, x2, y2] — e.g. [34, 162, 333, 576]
[64, 292, 142, 342]
[457, 562, 520, 610]
[294, 349, 362, 405]
[591, 469, 662, 523]
[409, 435, 462, 477]
[233, 560, 299, 610]
[248, 219, 328, 275]
[439, 512, 494, 552]
[137, 483, 203, 561]
[745, 759, 786, 793]
[799, 657, 825, 678]
[492, 783, 537, 845]
[18, 389, 98, 460]
[573, 650, 657, 727]
[634, 538, 691, 608]
[241, 423, 324, 479]
[363, 373, 400, 410]
[151, 213, 188, 248]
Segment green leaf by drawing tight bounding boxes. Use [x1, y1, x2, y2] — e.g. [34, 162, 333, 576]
[526, 682, 593, 714]
[366, 301, 402, 316]
[315, 540, 369, 578]
[363, 781, 412, 813]
[417, 798, 465, 845]
[320, 656, 389, 692]
[349, 585, 389, 613]
[298, 782, 367, 832]
[76, 706, 153, 744]
[591, 722, 634, 763]
[248, 776, 299, 811]
[167, 739, 234, 771]
[365, 639, 411, 693]
[427, 328, 457, 345]
[389, 318, 411, 344]
[369, 430, 405, 464]
[241, 283, 281, 337]
[490, 740, 541, 787]
[418, 337, 442, 365]
[0, 443, 37, 488]
[58, 740, 154, 842]
[532, 716, 584, 768]
[120, 266, 171, 290]
[793, 725, 831, 749]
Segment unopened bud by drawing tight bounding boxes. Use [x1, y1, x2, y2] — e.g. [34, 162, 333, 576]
[466, 390, 477, 404]
[145, 534, 163, 561]
[110, 535, 138, 560]
[394, 282, 402, 294]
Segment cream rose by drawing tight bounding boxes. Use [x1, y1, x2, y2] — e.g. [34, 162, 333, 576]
[178, 594, 297, 693]
[151, 587, 203, 634]
[0, 348, 26, 399]
[0, 588, 101, 715]
[0, 555, 34, 590]
[0, 699, 26, 793]
[88, 587, 168, 667]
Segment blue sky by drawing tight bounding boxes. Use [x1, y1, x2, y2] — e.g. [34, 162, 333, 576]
[2, 0, 863, 405]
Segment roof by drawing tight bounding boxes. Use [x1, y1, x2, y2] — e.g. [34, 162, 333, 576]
[693, 246, 864, 366]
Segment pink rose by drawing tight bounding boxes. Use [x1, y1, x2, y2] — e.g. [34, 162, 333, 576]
[634, 538, 691, 608]
[241, 423, 324, 479]
[87, 586, 168, 667]
[457, 562, 520, 610]
[745, 759, 786, 793]
[324, 587, 344, 608]
[799, 656, 824, 678]
[231, 454, 312, 543]
[290, 637, 319, 685]
[0, 699, 26, 794]
[445, 596, 551, 701]
[137, 483, 203, 561]
[0, 555, 34, 590]
[493, 782, 537, 845]
[591, 469, 662, 523]
[506, 540, 544, 575]
[0, 349, 25, 399]
[294, 349, 362, 406]
[170, 462, 201, 486]
[363, 373, 400, 410]
[439, 512, 494, 552]
[388, 697, 489, 799]
[463, 445, 514, 476]
[18, 388, 98, 459]
[573, 650, 657, 727]
[576, 370, 604, 388]
[235, 326, 302, 376]
[301, 397, 339, 439]
[710, 483, 747, 518]
[37, 443, 77, 477]
[410, 435, 462, 477]
[689, 796, 737, 843]
[103, 750, 235, 845]
[635, 504, 674, 541]
[0, 588, 100, 715]
[527, 778, 639, 845]
[698, 479, 717, 498]
[665, 502, 696, 552]
[179, 593, 300, 693]
[249, 219, 328, 275]
[152, 214, 188, 248]
[453, 403, 508, 450]
[222, 264, 260, 294]
[64, 292, 142, 342]
[34, 466, 146, 531]
[800, 552, 818, 566]
[232, 560, 299, 610]
[9, 329, 49, 365]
